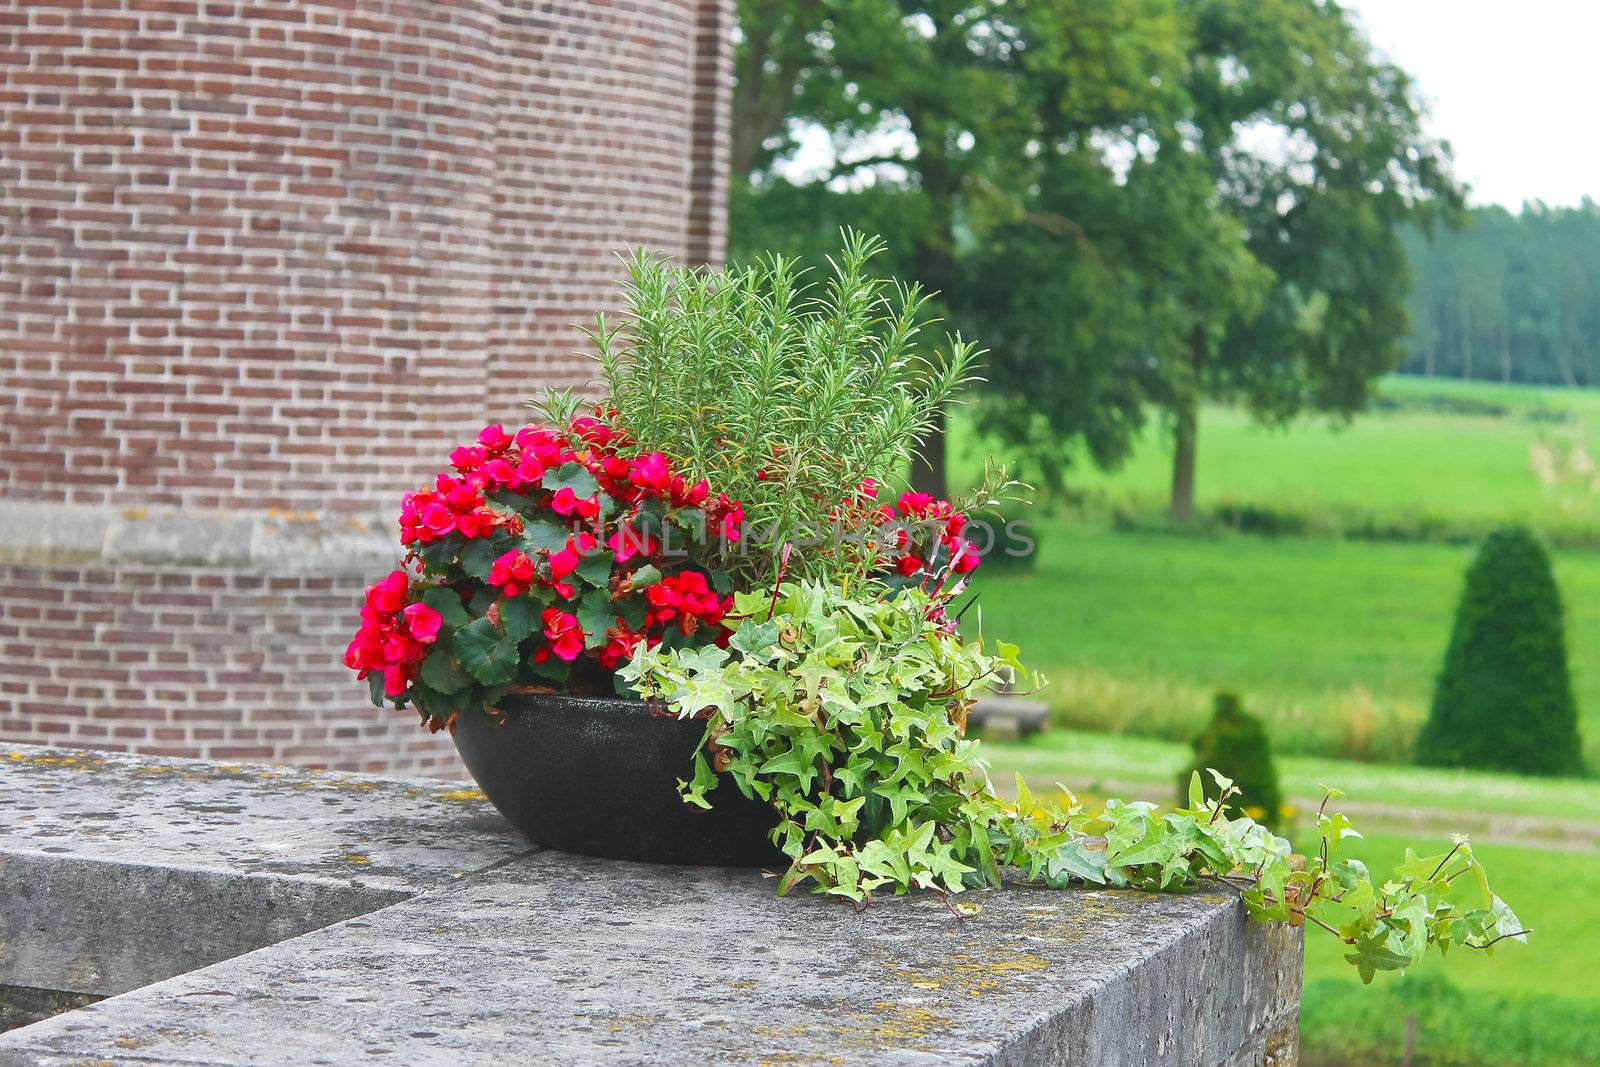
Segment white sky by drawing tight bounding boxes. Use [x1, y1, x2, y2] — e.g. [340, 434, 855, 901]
[1347, 0, 1600, 208]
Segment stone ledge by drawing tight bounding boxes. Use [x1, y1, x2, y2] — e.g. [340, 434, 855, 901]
[0, 744, 1302, 1065]
[0, 500, 395, 571]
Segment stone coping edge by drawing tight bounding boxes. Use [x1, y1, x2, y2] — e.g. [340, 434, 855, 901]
[0, 499, 396, 571]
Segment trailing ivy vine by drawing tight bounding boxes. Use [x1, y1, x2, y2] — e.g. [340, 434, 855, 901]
[622, 580, 1529, 983]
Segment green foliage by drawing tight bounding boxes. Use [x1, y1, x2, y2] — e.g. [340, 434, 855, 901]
[1177, 691, 1284, 831]
[545, 232, 980, 587]
[623, 579, 1525, 981]
[731, 0, 1193, 493]
[1402, 203, 1600, 388]
[1417, 527, 1584, 776]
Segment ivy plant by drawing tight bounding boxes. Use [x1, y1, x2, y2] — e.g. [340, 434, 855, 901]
[621, 579, 1529, 983]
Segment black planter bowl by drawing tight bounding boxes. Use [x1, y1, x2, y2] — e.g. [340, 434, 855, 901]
[452, 693, 784, 867]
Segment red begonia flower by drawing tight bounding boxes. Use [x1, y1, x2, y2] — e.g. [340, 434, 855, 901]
[488, 549, 535, 599]
[477, 423, 514, 451]
[607, 525, 658, 564]
[541, 609, 585, 661]
[628, 452, 671, 493]
[403, 602, 443, 643]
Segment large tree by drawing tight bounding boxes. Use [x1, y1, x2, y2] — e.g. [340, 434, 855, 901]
[729, 1, 1459, 506]
[1160, 0, 1461, 517]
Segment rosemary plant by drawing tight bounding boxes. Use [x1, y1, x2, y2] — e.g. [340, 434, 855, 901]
[534, 231, 980, 585]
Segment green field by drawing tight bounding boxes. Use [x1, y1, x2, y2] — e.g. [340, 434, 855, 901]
[959, 376, 1600, 768]
[954, 374, 1600, 543]
[970, 521, 1600, 767]
[982, 730, 1600, 1066]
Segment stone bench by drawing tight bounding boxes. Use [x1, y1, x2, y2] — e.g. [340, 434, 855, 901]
[0, 744, 1301, 1065]
[969, 696, 1053, 739]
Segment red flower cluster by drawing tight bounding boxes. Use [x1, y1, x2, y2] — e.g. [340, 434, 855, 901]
[645, 571, 730, 633]
[398, 474, 519, 545]
[343, 571, 444, 697]
[488, 549, 535, 599]
[878, 489, 980, 579]
[349, 415, 744, 727]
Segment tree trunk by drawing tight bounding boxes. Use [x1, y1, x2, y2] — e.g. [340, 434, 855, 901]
[1169, 330, 1205, 521]
[908, 141, 958, 500]
[1169, 395, 1199, 521]
[910, 411, 947, 496]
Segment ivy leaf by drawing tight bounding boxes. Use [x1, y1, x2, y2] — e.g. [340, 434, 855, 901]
[730, 618, 780, 658]
[542, 461, 599, 498]
[500, 596, 538, 643]
[1346, 932, 1413, 984]
[1044, 839, 1109, 887]
[677, 751, 720, 810]
[420, 586, 470, 630]
[709, 569, 733, 594]
[758, 748, 819, 796]
[926, 843, 977, 892]
[453, 617, 519, 685]
[419, 647, 470, 694]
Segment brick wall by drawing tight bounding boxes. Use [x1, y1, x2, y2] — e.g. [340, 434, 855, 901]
[0, 562, 458, 774]
[0, 0, 735, 774]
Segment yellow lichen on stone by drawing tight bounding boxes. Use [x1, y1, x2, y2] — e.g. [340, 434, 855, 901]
[6, 750, 106, 772]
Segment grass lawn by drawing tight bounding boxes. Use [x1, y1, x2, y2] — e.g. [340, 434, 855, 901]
[967, 520, 1600, 767]
[980, 728, 1600, 822]
[982, 730, 1600, 1066]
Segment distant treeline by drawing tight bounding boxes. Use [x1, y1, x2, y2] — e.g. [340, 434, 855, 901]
[1403, 202, 1600, 386]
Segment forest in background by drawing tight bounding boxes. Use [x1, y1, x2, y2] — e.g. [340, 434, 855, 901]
[1403, 202, 1600, 387]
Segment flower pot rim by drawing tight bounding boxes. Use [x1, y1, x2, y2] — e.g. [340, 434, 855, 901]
[493, 691, 652, 715]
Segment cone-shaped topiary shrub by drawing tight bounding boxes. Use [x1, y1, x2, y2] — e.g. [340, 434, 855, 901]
[1178, 690, 1283, 831]
[1416, 526, 1584, 776]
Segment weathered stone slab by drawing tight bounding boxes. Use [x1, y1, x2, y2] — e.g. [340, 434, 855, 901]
[0, 851, 405, 997]
[0, 745, 531, 998]
[0, 746, 526, 892]
[0, 744, 1301, 1064]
